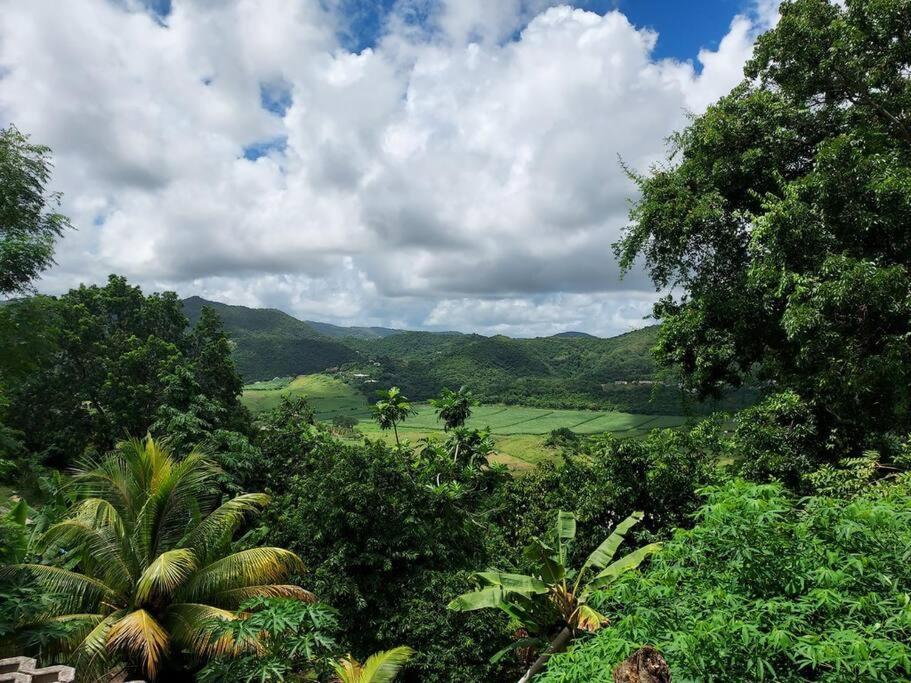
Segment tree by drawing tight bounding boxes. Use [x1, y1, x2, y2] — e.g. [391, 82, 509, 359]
[0, 436, 311, 680]
[0, 125, 71, 295]
[615, 0, 911, 456]
[371, 387, 416, 448]
[3, 276, 250, 465]
[431, 386, 475, 430]
[332, 646, 415, 683]
[449, 510, 660, 683]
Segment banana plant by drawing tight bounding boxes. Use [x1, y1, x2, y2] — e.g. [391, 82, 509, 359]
[448, 510, 660, 683]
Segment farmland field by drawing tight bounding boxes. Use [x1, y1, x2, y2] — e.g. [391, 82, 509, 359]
[242, 374, 688, 468]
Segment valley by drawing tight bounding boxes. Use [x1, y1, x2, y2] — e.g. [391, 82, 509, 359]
[242, 373, 688, 467]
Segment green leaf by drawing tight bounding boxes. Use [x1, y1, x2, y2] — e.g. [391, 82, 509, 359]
[586, 542, 662, 592]
[447, 586, 507, 612]
[579, 511, 644, 579]
[475, 571, 549, 594]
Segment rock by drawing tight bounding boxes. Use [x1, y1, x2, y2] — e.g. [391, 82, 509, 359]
[611, 646, 671, 683]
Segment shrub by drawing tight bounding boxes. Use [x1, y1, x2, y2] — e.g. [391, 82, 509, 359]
[540, 478, 911, 682]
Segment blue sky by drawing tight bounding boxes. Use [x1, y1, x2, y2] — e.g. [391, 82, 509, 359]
[145, 0, 754, 64]
[335, 0, 753, 62]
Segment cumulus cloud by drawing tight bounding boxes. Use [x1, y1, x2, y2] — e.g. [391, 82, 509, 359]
[0, 0, 775, 336]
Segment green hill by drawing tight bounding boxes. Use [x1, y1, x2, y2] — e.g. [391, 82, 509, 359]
[185, 297, 756, 413]
[182, 297, 358, 380]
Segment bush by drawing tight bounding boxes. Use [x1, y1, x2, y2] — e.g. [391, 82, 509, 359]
[540, 478, 911, 682]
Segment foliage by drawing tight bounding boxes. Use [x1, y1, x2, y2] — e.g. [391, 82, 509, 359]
[0, 125, 71, 295]
[332, 646, 414, 683]
[430, 386, 475, 430]
[332, 414, 360, 430]
[543, 428, 580, 450]
[498, 422, 721, 560]
[731, 390, 819, 488]
[616, 0, 911, 454]
[0, 436, 312, 680]
[450, 510, 660, 682]
[255, 399, 511, 682]
[540, 479, 911, 683]
[198, 597, 339, 682]
[2, 277, 250, 467]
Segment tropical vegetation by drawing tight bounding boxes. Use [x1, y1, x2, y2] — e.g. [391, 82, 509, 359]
[2, 1, 910, 681]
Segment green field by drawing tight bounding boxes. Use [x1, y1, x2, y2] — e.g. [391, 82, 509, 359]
[242, 374, 688, 468]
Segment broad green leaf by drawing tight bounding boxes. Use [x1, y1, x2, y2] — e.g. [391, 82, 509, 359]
[476, 571, 548, 594]
[524, 538, 564, 584]
[579, 511, 644, 579]
[448, 586, 507, 611]
[586, 542, 662, 592]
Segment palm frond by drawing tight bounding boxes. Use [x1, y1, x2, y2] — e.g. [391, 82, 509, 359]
[180, 548, 304, 603]
[107, 608, 170, 680]
[209, 584, 316, 609]
[357, 646, 415, 683]
[166, 602, 241, 657]
[0, 564, 118, 614]
[70, 610, 126, 681]
[41, 519, 133, 593]
[333, 655, 363, 683]
[179, 493, 270, 561]
[135, 548, 198, 604]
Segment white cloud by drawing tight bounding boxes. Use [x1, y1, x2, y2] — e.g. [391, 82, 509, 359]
[0, 0, 774, 336]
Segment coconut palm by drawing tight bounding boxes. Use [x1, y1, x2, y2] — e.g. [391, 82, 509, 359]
[371, 387, 416, 448]
[332, 646, 414, 683]
[430, 386, 474, 431]
[0, 436, 312, 681]
[449, 510, 660, 683]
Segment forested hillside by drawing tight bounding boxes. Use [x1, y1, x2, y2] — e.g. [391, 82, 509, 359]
[182, 296, 358, 379]
[182, 298, 752, 413]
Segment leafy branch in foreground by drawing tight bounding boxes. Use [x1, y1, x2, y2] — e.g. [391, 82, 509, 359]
[449, 510, 660, 682]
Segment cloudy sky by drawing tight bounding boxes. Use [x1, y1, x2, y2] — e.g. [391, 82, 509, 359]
[0, 0, 778, 337]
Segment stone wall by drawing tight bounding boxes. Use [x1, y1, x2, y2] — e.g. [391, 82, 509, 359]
[0, 657, 75, 683]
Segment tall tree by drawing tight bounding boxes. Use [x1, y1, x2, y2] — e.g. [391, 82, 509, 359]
[4, 276, 249, 464]
[616, 0, 911, 456]
[371, 387, 416, 448]
[0, 437, 312, 681]
[0, 125, 71, 295]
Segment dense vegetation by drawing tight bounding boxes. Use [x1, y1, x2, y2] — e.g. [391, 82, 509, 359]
[2, 1, 910, 681]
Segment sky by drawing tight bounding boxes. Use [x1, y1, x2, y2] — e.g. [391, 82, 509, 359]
[0, 0, 779, 337]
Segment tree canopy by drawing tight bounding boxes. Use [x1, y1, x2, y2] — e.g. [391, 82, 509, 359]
[617, 0, 911, 454]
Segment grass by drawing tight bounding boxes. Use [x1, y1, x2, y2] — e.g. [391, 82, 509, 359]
[242, 374, 688, 470]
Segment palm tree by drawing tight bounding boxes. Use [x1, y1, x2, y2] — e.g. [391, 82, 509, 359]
[449, 510, 660, 683]
[371, 387, 416, 448]
[0, 436, 312, 681]
[430, 386, 474, 430]
[332, 646, 414, 683]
